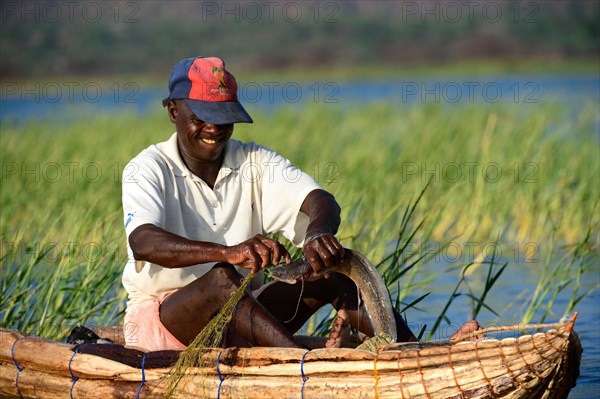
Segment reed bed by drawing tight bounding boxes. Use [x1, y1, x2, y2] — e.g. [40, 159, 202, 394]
[1, 99, 598, 340]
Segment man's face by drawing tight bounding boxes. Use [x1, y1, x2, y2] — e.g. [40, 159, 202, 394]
[168, 100, 234, 163]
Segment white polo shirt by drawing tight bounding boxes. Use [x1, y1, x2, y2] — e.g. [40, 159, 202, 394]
[121, 132, 321, 305]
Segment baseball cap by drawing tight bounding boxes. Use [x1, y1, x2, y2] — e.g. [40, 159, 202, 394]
[162, 57, 253, 124]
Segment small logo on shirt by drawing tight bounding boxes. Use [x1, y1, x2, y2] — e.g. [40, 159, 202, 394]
[125, 212, 136, 228]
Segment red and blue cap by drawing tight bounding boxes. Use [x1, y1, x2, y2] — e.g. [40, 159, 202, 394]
[162, 57, 253, 124]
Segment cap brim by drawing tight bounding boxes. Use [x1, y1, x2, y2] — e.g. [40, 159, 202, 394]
[183, 99, 253, 124]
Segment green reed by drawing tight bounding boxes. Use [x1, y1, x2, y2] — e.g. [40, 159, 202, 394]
[1, 97, 597, 340]
[520, 203, 599, 325]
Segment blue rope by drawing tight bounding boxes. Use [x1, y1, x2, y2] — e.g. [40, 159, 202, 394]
[300, 350, 310, 399]
[135, 353, 147, 399]
[216, 352, 224, 398]
[68, 346, 81, 399]
[11, 338, 23, 399]
[216, 351, 224, 399]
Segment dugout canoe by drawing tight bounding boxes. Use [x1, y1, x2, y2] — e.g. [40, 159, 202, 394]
[0, 315, 581, 399]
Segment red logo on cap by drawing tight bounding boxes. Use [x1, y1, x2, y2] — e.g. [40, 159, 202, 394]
[212, 67, 227, 88]
[188, 58, 237, 102]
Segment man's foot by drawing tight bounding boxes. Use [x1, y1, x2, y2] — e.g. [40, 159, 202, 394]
[326, 308, 350, 348]
[450, 320, 484, 342]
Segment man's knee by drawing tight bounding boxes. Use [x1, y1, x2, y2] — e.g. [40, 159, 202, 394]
[208, 263, 243, 291]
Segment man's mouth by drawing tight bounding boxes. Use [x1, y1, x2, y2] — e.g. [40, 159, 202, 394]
[201, 138, 217, 144]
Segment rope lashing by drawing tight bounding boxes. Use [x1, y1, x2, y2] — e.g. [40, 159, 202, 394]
[300, 350, 310, 399]
[11, 338, 23, 399]
[216, 351, 224, 399]
[373, 354, 380, 399]
[135, 353, 147, 399]
[68, 345, 82, 398]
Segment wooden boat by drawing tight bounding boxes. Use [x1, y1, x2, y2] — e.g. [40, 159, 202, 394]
[0, 315, 581, 399]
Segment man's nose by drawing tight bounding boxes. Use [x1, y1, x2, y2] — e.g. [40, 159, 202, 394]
[204, 123, 232, 136]
[203, 123, 220, 134]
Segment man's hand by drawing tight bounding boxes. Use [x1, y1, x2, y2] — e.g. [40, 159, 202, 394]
[303, 232, 345, 274]
[224, 234, 291, 273]
[299, 190, 345, 274]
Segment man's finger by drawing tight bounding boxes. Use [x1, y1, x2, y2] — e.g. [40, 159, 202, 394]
[256, 234, 281, 249]
[330, 236, 345, 260]
[271, 243, 290, 265]
[253, 241, 272, 268]
[257, 235, 291, 265]
[321, 235, 344, 264]
[304, 247, 325, 274]
[309, 237, 337, 269]
[318, 246, 337, 269]
[244, 248, 261, 273]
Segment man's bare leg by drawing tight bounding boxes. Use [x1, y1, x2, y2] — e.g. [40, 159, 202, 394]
[325, 308, 351, 348]
[160, 263, 300, 347]
[255, 273, 368, 333]
[255, 273, 418, 343]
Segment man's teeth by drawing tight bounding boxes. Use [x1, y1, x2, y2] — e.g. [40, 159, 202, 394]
[202, 138, 217, 144]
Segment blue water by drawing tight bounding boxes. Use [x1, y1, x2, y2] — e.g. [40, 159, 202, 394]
[1, 74, 598, 124]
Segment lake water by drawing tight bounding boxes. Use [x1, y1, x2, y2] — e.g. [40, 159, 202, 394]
[2, 74, 598, 397]
[1, 74, 598, 125]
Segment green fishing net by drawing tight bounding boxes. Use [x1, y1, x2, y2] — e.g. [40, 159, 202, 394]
[165, 271, 255, 397]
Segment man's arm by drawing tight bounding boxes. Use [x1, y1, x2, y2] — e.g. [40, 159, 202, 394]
[300, 189, 345, 273]
[129, 224, 290, 272]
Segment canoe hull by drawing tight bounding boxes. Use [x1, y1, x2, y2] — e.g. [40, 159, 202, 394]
[0, 323, 581, 399]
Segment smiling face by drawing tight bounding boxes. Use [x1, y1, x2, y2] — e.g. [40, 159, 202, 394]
[167, 100, 234, 171]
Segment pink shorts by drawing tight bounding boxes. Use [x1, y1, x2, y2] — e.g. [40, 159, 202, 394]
[123, 293, 186, 352]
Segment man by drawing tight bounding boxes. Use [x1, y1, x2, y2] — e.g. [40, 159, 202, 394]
[121, 56, 471, 351]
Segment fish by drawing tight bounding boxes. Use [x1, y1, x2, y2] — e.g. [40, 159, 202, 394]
[269, 248, 398, 343]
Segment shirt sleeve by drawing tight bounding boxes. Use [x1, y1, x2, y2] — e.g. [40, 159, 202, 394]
[122, 154, 166, 239]
[257, 146, 322, 246]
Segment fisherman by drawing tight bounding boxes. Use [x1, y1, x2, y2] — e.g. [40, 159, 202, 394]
[121, 56, 480, 351]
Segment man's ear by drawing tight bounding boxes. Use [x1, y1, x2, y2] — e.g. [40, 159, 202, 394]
[166, 100, 178, 123]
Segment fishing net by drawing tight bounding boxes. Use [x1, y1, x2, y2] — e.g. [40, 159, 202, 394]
[355, 332, 392, 352]
[165, 271, 255, 398]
